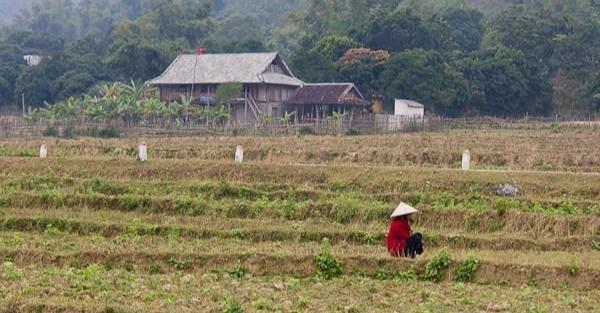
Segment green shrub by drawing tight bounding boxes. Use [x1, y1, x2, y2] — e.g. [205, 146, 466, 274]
[226, 201, 251, 218]
[88, 177, 123, 195]
[557, 201, 577, 215]
[173, 193, 206, 216]
[362, 233, 376, 245]
[167, 257, 189, 270]
[63, 127, 77, 139]
[424, 249, 453, 282]
[174, 195, 194, 213]
[223, 295, 244, 313]
[119, 194, 148, 211]
[253, 298, 272, 311]
[0, 194, 12, 207]
[375, 269, 417, 281]
[298, 126, 316, 135]
[147, 263, 164, 275]
[278, 199, 299, 220]
[72, 263, 109, 292]
[98, 127, 121, 138]
[345, 128, 360, 136]
[315, 238, 343, 279]
[494, 198, 511, 215]
[330, 193, 360, 223]
[1, 262, 24, 281]
[18, 150, 36, 157]
[230, 228, 244, 239]
[453, 256, 479, 282]
[527, 270, 537, 287]
[42, 126, 59, 137]
[228, 265, 247, 279]
[591, 240, 600, 251]
[44, 224, 62, 236]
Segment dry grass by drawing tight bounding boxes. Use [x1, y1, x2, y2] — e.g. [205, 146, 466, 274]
[1, 129, 599, 311]
[1, 268, 598, 312]
[1, 127, 599, 171]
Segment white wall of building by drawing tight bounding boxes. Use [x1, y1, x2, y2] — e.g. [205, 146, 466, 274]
[394, 99, 424, 118]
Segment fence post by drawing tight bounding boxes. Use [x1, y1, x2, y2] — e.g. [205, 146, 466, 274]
[40, 144, 47, 159]
[235, 145, 244, 163]
[138, 142, 148, 162]
[462, 149, 471, 171]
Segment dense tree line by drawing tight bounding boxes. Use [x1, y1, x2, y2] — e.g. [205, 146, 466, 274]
[290, 0, 599, 116]
[0, 0, 598, 117]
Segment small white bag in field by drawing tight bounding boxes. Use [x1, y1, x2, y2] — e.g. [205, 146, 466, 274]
[235, 145, 244, 163]
[462, 149, 471, 171]
[138, 142, 148, 162]
[40, 144, 47, 159]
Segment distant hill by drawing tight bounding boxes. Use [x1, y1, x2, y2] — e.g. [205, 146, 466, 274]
[0, 0, 541, 28]
[0, 0, 34, 22]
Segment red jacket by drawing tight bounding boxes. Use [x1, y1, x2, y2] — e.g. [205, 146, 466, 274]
[387, 218, 411, 257]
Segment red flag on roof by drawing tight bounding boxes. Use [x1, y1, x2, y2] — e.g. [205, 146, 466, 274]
[196, 48, 207, 55]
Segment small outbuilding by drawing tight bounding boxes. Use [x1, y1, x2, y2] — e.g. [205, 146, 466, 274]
[286, 83, 369, 122]
[394, 99, 425, 119]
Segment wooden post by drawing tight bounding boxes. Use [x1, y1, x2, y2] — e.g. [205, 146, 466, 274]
[244, 88, 248, 123]
[22, 94, 25, 118]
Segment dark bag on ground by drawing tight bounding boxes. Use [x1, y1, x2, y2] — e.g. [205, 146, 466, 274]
[404, 233, 424, 258]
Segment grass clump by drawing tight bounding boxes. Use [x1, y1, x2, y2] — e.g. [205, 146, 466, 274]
[87, 177, 124, 195]
[315, 238, 343, 280]
[223, 295, 244, 313]
[174, 195, 206, 216]
[1, 262, 24, 281]
[454, 256, 480, 282]
[424, 249, 453, 282]
[253, 298, 272, 311]
[167, 257, 189, 270]
[374, 269, 417, 281]
[330, 193, 361, 224]
[228, 265, 247, 279]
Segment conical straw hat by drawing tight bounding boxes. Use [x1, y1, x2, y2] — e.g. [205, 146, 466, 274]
[390, 202, 418, 218]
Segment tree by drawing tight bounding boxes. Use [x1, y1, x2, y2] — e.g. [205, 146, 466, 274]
[310, 35, 361, 61]
[214, 82, 242, 106]
[107, 43, 166, 82]
[289, 50, 338, 83]
[456, 47, 553, 117]
[213, 82, 241, 124]
[378, 49, 466, 115]
[204, 15, 267, 53]
[337, 48, 390, 100]
[49, 70, 96, 101]
[441, 7, 485, 52]
[14, 66, 52, 107]
[360, 8, 453, 53]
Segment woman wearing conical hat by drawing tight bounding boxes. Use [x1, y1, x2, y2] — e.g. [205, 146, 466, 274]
[387, 202, 423, 258]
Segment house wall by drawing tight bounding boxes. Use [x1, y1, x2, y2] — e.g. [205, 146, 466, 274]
[394, 100, 424, 118]
[159, 84, 218, 103]
[158, 83, 298, 122]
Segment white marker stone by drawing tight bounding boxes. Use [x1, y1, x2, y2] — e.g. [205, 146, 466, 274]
[462, 149, 471, 171]
[40, 144, 47, 159]
[139, 142, 148, 162]
[235, 145, 244, 163]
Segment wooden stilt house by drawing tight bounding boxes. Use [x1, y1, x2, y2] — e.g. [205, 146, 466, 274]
[148, 52, 369, 124]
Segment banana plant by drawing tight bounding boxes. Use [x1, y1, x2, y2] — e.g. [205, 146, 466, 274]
[281, 111, 296, 123]
[24, 107, 41, 123]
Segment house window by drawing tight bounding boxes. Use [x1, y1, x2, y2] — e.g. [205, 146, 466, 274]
[177, 86, 188, 94]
